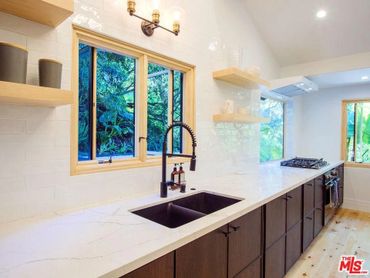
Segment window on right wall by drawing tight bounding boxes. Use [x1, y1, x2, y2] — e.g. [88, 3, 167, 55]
[260, 97, 285, 162]
[342, 100, 370, 166]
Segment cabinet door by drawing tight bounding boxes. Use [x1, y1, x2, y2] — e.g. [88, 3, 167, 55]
[314, 207, 323, 237]
[286, 222, 302, 271]
[123, 252, 174, 278]
[228, 207, 262, 278]
[235, 257, 261, 278]
[303, 180, 314, 216]
[176, 226, 228, 278]
[314, 176, 324, 208]
[265, 195, 286, 248]
[303, 211, 314, 252]
[287, 186, 302, 230]
[265, 236, 286, 278]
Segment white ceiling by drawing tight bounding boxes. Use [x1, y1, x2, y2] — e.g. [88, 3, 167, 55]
[243, 0, 370, 67]
[308, 68, 370, 89]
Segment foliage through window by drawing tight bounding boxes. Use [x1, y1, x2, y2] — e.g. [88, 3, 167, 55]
[77, 41, 186, 166]
[147, 63, 183, 156]
[260, 97, 284, 162]
[344, 101, 370, 163]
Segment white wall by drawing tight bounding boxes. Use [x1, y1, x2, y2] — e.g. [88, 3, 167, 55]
[295, 84, 370, 212]
[0, 0, 279, 223]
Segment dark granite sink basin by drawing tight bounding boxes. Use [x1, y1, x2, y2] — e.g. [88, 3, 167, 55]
[131, 192, 242, 228]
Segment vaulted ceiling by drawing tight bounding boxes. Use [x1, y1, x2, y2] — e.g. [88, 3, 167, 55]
[243, 0, 370, 67]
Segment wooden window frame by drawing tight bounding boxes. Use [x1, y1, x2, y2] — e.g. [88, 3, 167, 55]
[341, 98, 370, 169]
[70, 25, 195, 175]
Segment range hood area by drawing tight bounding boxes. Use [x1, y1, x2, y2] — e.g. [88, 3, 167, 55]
[269, 76, 318, 97]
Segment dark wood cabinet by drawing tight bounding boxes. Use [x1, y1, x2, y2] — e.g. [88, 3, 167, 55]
[176, 226, 228, 278]
[265, 195, 286, 248]
[314, 207, 323, 237]
[303, 211, 314, 251]
[314, 176, 324, 208]
[235, 258, 262, 278]
[123, 252, 174, 278]
[303, 180, 314, 216]
[286, 222, 302, 271]
[287, 186, 302, 230]
[265, 236, 286, 278]
[228, 207, 262, 278]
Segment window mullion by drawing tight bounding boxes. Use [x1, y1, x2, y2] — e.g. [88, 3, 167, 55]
[168, 70, 174, 153]
[138, 55, 148, 162]
[92, 47, 97, 160]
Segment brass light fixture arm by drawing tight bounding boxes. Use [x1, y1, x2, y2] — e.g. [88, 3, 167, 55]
[129, 12, 179, 36]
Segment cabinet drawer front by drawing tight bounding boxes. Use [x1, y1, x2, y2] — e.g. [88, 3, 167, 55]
[265, 195, 286, 248]
[303, 211, 314, 252]
[123, 252, 174, 278]
[235, 257, 262, 278]
[314, 207, 323, 237]
[287, 186, 302, 229]
[303, 181, 314, 216]
[286, 222, 302, 271]
[314, 176, 324, 208]
[265, 236, 286, 278]
[176, 226, 228, 278]
[228, 207, 262, 278]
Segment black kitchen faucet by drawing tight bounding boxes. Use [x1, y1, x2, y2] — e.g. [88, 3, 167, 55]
[160, 122, 197, 198]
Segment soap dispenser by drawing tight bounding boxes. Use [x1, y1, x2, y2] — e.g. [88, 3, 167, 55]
[178, 163, 186, 193]
[170, 164, 179, 189]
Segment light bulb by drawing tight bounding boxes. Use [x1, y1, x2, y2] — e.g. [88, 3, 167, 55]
[173, 11, 181, 22]
[316, 9, 327, 19]
[152, 0, 160, 10]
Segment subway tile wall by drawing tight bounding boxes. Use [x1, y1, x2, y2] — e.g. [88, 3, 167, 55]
[0, 0, 279, 223]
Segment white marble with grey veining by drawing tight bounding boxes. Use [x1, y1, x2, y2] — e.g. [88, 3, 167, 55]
[0, 161, 343, 278]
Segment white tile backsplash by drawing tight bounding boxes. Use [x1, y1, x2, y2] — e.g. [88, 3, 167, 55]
[0, 0, 279, 223]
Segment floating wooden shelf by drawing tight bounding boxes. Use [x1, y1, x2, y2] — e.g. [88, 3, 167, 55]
[213, 67, 270, 89]
[0, 0, 73, 27]
[213, 113, 270, 124]
[0, 81, 72, 107]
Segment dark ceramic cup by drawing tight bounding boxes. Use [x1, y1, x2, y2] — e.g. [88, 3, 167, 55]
[39, 59, 62, 88]
[0, 42, 28, 83]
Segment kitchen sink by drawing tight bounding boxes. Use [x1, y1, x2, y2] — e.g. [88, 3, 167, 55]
[131, 192, 242, 228]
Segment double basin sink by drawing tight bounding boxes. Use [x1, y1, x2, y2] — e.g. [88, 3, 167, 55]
[131, 192, 242, 228]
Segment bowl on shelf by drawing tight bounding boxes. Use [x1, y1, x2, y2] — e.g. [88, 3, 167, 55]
[0, 42, 28, 84]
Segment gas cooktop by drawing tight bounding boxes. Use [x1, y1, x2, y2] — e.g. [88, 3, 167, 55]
[280, 157, 328, 169]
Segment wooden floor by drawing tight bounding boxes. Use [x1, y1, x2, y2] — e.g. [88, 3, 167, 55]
[286, 209, 370, 278]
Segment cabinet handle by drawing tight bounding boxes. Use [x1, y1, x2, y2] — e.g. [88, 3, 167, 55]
[287, 195, 293, 199]
[306, 216, 313, 220]
[306, 183, 313, 187]
[218, 230, 230, 237]
[230, 225, 241, 232]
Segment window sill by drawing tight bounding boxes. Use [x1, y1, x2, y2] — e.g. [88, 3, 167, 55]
[71, 157, 189, 176]
[344, 162, 370, 169]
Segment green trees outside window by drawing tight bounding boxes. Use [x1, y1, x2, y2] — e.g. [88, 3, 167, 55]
[147, 63, 183, 156]
[96, 49, 136, 159]
[78, 43, 184, 162]
[260, 97, 284, 162]
[78, 43, 93, 161]
[346, 102, 370, 163]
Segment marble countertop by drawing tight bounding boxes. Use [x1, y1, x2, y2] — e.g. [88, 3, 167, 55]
[0, 161, 343, 278]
